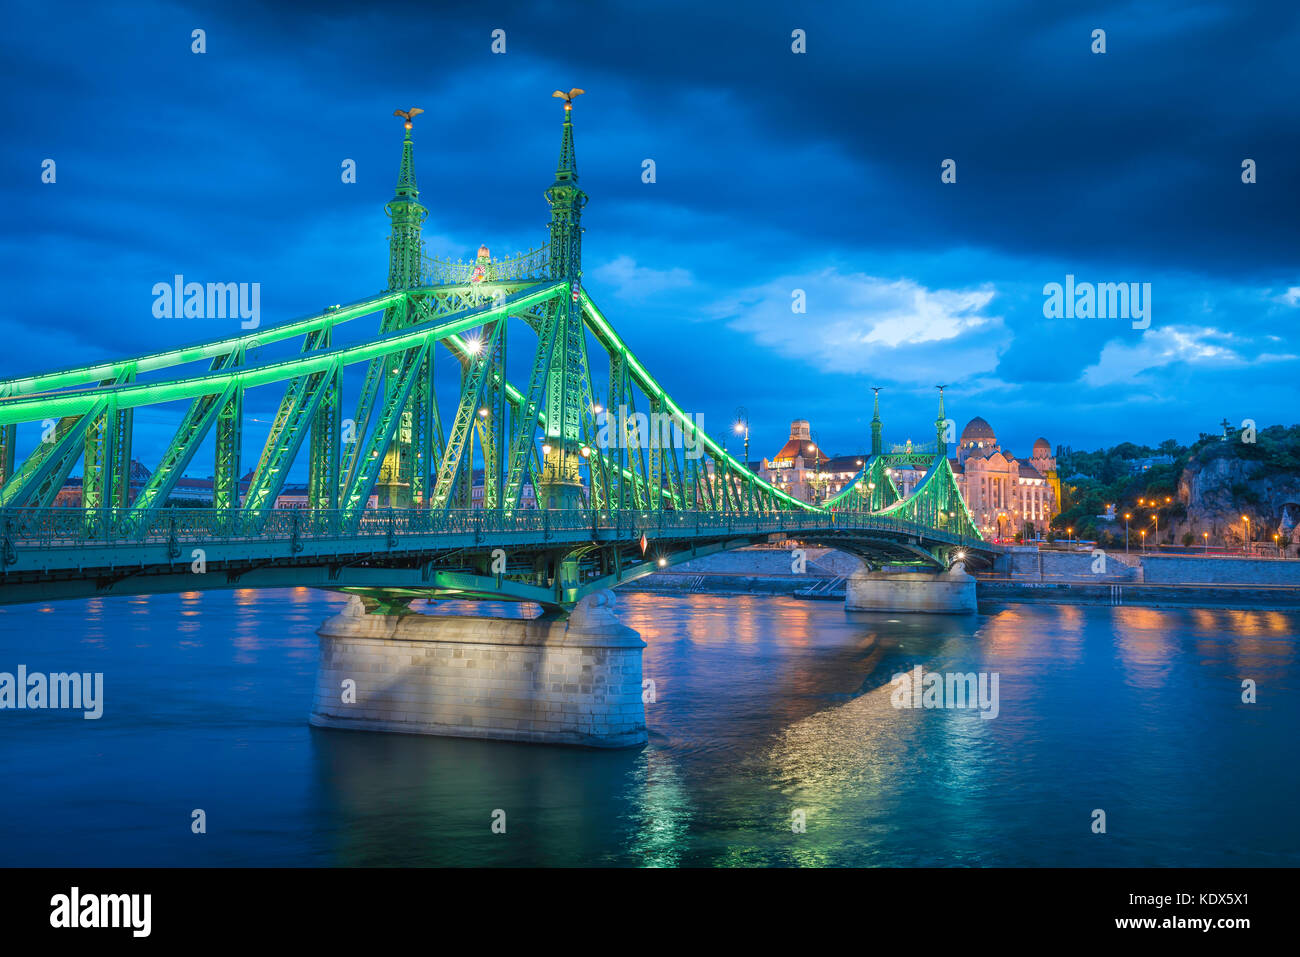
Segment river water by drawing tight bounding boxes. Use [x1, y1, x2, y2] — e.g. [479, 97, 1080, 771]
[0, 589, 1295, 866]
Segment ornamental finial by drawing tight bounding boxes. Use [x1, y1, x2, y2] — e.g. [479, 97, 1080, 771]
[551, 88, 586, 111]
[393, 107, 424, 131]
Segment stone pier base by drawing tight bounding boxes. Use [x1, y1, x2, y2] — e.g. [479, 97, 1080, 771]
[845, 565, 977, 614]
[309, 590, 647, 748]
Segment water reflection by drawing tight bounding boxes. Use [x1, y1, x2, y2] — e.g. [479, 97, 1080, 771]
[0, 588, 1296, 866]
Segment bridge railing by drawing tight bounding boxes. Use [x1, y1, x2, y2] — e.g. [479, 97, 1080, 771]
[0, 506, 980, 553]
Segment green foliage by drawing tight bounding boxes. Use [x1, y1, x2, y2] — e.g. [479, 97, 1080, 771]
[1191, 424, 1300, 474]
[1051, 424, 1300, 536]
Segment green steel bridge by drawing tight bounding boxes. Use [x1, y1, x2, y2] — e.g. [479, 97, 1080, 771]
[0, 100, 994, 613]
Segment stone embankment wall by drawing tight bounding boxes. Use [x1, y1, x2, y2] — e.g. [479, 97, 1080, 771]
[993, 546, 1300, 585]
[620, 544, 1300, 610]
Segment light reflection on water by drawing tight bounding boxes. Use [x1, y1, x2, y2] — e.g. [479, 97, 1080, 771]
[0, 589, 1295, 866]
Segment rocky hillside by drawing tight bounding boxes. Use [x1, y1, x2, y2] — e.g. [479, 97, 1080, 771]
[1053, 424, 1300, 547]
[1173, 427, 1300, 546]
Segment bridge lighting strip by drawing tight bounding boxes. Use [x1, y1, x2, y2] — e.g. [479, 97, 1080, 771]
[868, 456, 984, 539]
[580, 292, 819, 513]
[0, 291, 409, 398]
[0, 285, 563, 425]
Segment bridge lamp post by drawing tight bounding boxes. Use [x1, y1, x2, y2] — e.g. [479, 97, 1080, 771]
[1066, 525, 1073, 547]
[1124, 513, 1131, 553]
[1140, 529, 1147, 552]
[1242, 515, 1251, 554]
[807, 441, 821, 504]
[1151, 512, 1158, 546]
[734, 408, 749, 467]
[1274, 532, 1280, 557]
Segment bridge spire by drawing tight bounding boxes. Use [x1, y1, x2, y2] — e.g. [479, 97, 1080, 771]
[935, 385, 948, 459]
[547, 90, 587, 279]
[870, 387, 882, 457]
[556, 105, 578, 183]
[536, 90, 591, 509]
[386, 111, 428, 292]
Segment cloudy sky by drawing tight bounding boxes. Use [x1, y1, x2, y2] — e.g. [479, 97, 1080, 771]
[2, 0, 1297, 464]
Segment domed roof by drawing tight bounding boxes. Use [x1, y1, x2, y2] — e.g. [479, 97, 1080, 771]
[961, 416, 996, 442]
[476, 244, 491, 260]
[1033, 437, 1051, 454]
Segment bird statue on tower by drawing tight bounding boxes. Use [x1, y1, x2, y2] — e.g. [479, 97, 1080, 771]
[393, 107, 424, 130]
[551, 88, 585, 110]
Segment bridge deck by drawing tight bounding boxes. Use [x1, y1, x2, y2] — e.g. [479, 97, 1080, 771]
[0, 507, 995, 608]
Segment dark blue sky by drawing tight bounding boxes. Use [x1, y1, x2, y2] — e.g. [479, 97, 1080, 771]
[3, 0, 1297, 464]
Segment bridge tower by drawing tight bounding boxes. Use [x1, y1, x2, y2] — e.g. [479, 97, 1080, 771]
[870, 387, 883, 457]
[536, 95, 591, 509]
[374, 115, 429, 507]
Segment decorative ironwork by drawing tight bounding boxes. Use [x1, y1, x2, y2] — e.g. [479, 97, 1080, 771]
[421, 245, 551, 286]
[0, 98, 990, 611]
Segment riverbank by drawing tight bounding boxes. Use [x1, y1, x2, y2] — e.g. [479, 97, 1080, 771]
[616, 545, 1300, 610]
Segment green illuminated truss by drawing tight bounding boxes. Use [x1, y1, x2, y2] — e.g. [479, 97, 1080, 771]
[0, 101, 987, 610]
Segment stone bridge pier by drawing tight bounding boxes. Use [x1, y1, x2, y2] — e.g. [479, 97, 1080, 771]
[309, 590, 647, 748]
[845, 563, 976, 614]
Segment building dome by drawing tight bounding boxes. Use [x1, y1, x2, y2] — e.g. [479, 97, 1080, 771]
[1033, 437, 1051, 456]
[960, 416, 996, 443]
[477, 244, 491, 260]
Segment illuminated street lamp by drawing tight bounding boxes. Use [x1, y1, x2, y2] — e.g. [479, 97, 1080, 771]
[807, 433, 822, 504]
[1242, 515, 1251, 554]
[1140, 528, 1147, 552]
[1124, 512, 1131, 553]
[734, 407, 750, 468]
[1203, 531, 1209, 554]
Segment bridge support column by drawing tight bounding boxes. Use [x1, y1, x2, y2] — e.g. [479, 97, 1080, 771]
[845, 564, 976, 614]
[309, 589, 647, 748]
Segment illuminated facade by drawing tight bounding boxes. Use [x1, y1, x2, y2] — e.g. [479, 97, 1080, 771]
[947, 417, 1060, 538]
[757, 419, 865, 505]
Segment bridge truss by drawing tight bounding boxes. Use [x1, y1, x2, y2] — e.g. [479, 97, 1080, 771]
[0, 100, 990, 611]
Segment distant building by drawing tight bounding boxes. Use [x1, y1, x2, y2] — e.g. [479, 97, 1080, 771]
[470, 469, 536, 509]
[947, 417, 1061, 538]
[756, 419, 865, 504]
[1128, 454, 1174, 474]
[53, 463, 379, 510]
